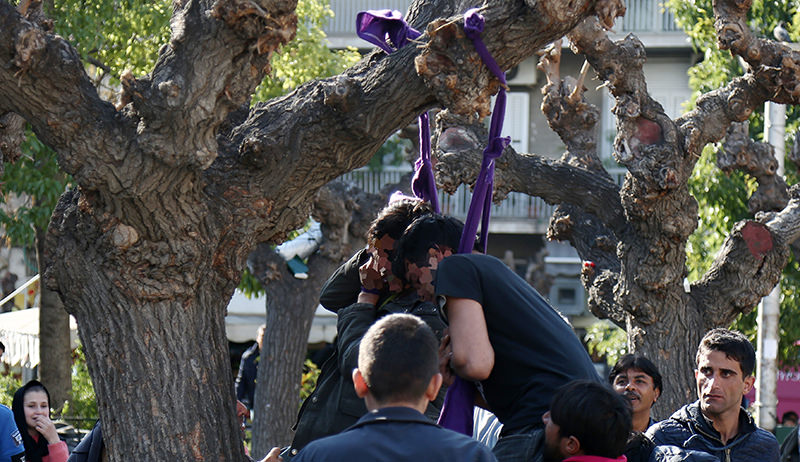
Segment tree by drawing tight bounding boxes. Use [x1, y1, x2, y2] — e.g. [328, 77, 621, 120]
[5, 0, 796, 459]
[434, 1, 800, 415]
[4, 0, 613, 459]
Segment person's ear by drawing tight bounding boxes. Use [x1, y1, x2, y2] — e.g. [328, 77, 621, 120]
[561, 435, 581, 457]
[353, 369, 369, 398]
[425, 373, 443, 402]
[743, 374, 756, 395]
[654, 387, 661, 402]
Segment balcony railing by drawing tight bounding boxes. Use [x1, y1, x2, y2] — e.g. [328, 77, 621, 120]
[339, 166, 627, 233]
[324, 1, 681, 38]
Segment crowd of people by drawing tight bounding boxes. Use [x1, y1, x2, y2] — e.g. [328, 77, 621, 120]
[0, 198, 796, 462]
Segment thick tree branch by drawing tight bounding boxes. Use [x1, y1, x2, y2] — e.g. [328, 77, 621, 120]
[0, 111, 26, 171]
[0, 1, 125, 187]
[123, 0, 296, 169]
[715, 0, 800, 105]
[719, 121, 789, 214]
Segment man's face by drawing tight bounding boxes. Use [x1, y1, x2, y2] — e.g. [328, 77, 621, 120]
[368, 235, 402, 292]
[404, 247, 452, 302]
[612, 368, 660, 415]
[542, 410, 566, 462]
[695, 349, 755, 420]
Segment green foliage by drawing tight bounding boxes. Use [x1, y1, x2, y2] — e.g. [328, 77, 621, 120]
[669, 0, 800, 365]
[252, 0, 360, 102]
[367, 134, 411, 170]
[584, 321, 628, 367]
[49, 0, 171, 83]
[0, 373, 22, 408]
[0, 131, 70, 247]
[299, 358, 320, 404]
[61, 345, 98, 429]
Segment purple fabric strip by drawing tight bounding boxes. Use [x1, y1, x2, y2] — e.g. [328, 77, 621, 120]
[355, 10, 420, 54]
[439, 9, 510, 436]
[411, 112, 440, 213]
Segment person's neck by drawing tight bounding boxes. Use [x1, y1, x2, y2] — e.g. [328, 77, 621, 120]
[632, 410, 651, 433]
[703, 408, 740, 444]
[366, 396, 428, 414]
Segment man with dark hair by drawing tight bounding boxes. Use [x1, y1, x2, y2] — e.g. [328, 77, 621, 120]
[285, 198, 444, 457]
[543, 380, 631, 462]
[289, 314, 496, 461]
[392, 214, 600, 461]
[609, 354, 662, 432]
[647, 328, 779, 461]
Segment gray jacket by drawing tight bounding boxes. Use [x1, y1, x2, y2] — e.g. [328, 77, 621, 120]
[646, 401, 778, 462]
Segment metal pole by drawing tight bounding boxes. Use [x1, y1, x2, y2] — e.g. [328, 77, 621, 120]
[755, 101, 784, 431]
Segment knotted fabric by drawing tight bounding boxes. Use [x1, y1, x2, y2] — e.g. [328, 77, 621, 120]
[356, 10, 439, 212]
[438, 8, 510, 437]
[356, 9, 421, 54]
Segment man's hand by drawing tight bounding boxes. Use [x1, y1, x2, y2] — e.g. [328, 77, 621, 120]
[359, 249, 386, 293]
[259, 447, 283, 462]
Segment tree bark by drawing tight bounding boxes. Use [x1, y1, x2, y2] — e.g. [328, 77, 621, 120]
[35, 224, 71, 413]
[247, 181, 387, 457]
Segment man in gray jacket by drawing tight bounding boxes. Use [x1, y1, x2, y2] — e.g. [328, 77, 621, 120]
[646, 328, 779, 461]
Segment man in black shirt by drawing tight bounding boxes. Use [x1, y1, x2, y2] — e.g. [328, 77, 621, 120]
[393, 214, 600, 461]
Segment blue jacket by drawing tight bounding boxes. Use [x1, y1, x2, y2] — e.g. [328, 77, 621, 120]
[0, 405, 24, 462]
[292, 406, 496, 462]
[646, 401, 778, 462]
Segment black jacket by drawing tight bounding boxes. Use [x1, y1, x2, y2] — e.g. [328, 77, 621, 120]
[646, 401, 779, 462]
[287, 292, 447, 456]
[781, 426, 799, 462]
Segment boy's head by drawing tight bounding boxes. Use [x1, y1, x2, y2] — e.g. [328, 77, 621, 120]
[543, 380, 631, 461]
[391, 214, 464, 301]
[353, 314, 441, 408]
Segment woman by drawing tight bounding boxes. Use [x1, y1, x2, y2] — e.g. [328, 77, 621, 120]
[12, 380, 69, 462]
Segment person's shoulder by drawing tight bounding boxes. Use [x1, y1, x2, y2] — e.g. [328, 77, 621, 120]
[433, 427, 497, 460]
[646, 408, 694, 444]
[750, 425, 779, 446]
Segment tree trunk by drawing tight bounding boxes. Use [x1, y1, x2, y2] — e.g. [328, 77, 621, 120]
[250, 251, 319, 457]
[35, 224, 71, 412]
[248, 182, 384, 456]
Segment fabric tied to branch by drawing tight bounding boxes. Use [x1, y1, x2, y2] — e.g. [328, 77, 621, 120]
[411, 112, 440, 212]
[356, 9, 421, 54]
[356, 10, 439, 212]
[438, 8, 510, 437]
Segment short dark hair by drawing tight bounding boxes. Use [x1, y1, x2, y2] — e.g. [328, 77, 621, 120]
[0, 341, 4, 351]
[358, 314, 438, 404]
[550, 380, 631, 458]
[782, 411, 799, 425]
[367, 198, 434, 244]
[609, 354, 663, 394]
[391, 214, 464, 282]
[696, 328, 756, 376]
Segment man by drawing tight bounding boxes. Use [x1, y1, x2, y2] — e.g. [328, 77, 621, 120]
[285, 197, 444, 457]
[236, 324, 265, 412]
[543, 380, 630, 462]
[0, 403, 24, 462]
[288, 314, 496, 461]
[609, 354, 662, 432]
[647, 328, 779, 461]
[393, 214, 601, 461]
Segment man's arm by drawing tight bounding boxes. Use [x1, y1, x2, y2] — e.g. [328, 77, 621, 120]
[445, 297, 494, 381]
[318, 249, 368, 312]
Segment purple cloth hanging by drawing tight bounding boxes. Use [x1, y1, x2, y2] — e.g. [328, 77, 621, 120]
[411, 112, 441, 213]
[356, 10, 421, 54]
[438, 8, 510, 436]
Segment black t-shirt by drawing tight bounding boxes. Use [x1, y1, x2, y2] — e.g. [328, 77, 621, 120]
[435, 253, 600, 433]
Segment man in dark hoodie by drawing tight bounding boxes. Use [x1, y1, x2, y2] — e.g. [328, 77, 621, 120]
[646, 328, 778, 462]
